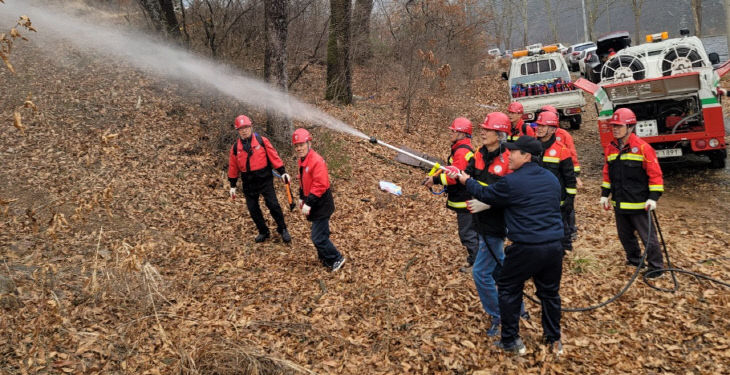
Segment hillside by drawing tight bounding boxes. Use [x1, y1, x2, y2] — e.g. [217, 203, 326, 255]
[2, 33, 730, 375]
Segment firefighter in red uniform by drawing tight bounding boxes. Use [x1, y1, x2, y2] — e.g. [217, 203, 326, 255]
[506, 102, 536, 142]
[424, 118, 479, 272]
[228, 115, 291, 243]
[464, 112, 512, 336]
[600, 108, 665, 277]
[540, 105, 583, 240]
[535, 111, 576, 252]
[293, 128, 346, 272]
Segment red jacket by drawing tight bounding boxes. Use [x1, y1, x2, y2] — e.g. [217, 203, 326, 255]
[555, 128, 581, 175]
[433, 138, 474, 211]
[228, 134, 285, 183]
[601, 133, 664, 214]
[541, 136, 576, 204]
[507, 119, 535, 141]
[465, 145, 511, 237]
[298, 149, 335, 220]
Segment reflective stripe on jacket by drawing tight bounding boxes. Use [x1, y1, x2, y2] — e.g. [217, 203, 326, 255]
[540, 135, 577, 203]
[601, 133, 664, 214]
[507, 119, 535, 142]
[555, 128, 581, 175]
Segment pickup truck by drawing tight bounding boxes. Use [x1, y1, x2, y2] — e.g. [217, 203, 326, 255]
[574, 30, 728, 168]
[504, 45, 586, 129]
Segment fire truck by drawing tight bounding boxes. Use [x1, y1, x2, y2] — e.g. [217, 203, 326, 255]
[575, 30, 728, 168]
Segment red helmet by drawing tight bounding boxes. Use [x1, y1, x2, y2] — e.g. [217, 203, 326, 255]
[449, 117, 473, 135]
[540, 105, 558, 114]
[536, 111, 559, 127]
[234, 115, 252, 129]
[507, 101, 524, 114]
[292, 128, 312, 144]
[481, 112, 511, 132]
[609, 108, 637, 126]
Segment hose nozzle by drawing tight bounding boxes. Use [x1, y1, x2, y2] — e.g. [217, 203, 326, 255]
[369, 136, 377, 144]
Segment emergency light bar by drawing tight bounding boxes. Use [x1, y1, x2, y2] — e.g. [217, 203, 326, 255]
[646, 32, 669, 43]
[511, 45, 560, 58]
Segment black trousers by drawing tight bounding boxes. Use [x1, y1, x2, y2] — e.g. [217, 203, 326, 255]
[311, 217, 342, 267]
[615, 211, 663, 269]
[498, 240, 563, 345]
[243, 179, 287, 235]
[456, 211, 479, 265]
[561, 205, 574, 251]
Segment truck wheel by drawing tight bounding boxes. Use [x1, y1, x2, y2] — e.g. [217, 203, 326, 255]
[569, 115, 582, 130]
[709, 150, 727, 169]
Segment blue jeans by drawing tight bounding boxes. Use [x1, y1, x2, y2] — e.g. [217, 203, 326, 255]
[473, 235, 505, 320]
[311, 217, 342, 268]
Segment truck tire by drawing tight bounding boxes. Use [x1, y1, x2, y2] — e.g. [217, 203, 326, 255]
[569, 115, 582, 130]
[708, 150, 727, 169]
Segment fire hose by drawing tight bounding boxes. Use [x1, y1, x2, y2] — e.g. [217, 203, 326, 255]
[368, 136, 447, 195]
[526, 209, 730, 312]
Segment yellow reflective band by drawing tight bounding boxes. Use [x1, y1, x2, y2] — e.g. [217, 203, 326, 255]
[566, 188, 577, 195]
[542, 156, 560, 163]
[619, 202, 646, 210]
[601, 181, 611, 189]
[620, 153, 644, 162]
[465, 151, 474, 161]
[447, 200, 467, 208]
[574, 166, 581, 172]
[649, 185, 664, 192]
[477, 180, 489, 186]
[440, 173, 448, 185]
[607, 154, 618, 161]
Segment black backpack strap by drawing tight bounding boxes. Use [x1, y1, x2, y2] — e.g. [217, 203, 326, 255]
[522, 122, 528, 135]
[232, 134, 273, 172]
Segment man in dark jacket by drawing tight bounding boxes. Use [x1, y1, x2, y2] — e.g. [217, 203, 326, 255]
[448, 136, 564, 356]
[228, 115, 291, 243]
[292, 128, 345, 272]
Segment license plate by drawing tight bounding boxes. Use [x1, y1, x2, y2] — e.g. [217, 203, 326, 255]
[656, 148, 683, 158]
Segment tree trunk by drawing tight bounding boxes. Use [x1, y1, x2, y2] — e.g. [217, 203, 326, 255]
[631, 0, 644, 43]
[325, 0, 353, 105]
[158, 0, 181, 39]
[691, 0, 702, 37]
[520, 0, 528, 47]
[352, 0, 374, 64]
[544, 0, 559, 44]
[264, 0, 293, 145]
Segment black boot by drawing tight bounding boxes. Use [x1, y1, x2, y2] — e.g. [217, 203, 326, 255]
[280, 229, 291, 243]
[255, 232, 270, 243]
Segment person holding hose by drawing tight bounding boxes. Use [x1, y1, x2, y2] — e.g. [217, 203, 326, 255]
[463, 112, 512, 337]
[447, 136, 565, 356]
[424, 118, 479, 273]
[600, 108, 664, 278]
[292, 128, 346, 272]
[228, 115, 291, 243]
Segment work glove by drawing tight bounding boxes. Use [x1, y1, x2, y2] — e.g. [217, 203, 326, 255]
[645, 199, 657, 211]
[466, 199, 490, 213]
[281, 173, 291, 184]
[298, 199, 303, 208]
[599, 196, 611, 211]
[230, 187, 237, 199]
[301, 204, 311, 216]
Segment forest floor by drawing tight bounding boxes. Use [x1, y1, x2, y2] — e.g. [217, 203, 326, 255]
[1, 37, 730, 375]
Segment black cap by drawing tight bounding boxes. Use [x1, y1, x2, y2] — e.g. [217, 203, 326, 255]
[504, 136, 543, 156]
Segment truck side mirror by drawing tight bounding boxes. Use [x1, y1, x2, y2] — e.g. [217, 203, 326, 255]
[501, 72, 508, 80]
[709, 52, 720, 65]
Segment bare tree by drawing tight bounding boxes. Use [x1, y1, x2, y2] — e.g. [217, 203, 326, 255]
[352, 0, 374, 64]
[325, 0, 352, 104]
[196, 0, 256, 58]
[518, 0, 528, 47]
[585, 0, 618, 41]
[487, 0, 514, 50]
[263, 0, 293, 144]
[628, 0, 646, 42]
[690, 0, 702, 36]
[544, 0, 560, 44]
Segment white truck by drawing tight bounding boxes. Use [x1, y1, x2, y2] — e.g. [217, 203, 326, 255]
[574, 29, 728, 168]
[503, 45, 586, 129]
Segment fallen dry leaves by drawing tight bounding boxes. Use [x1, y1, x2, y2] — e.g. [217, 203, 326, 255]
[1, 39, 729, 375]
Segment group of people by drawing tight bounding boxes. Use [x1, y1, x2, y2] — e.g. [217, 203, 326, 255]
[433, 103, 665, 355]
[226, 103, 665, 355]
[227, 115, 345, 272]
